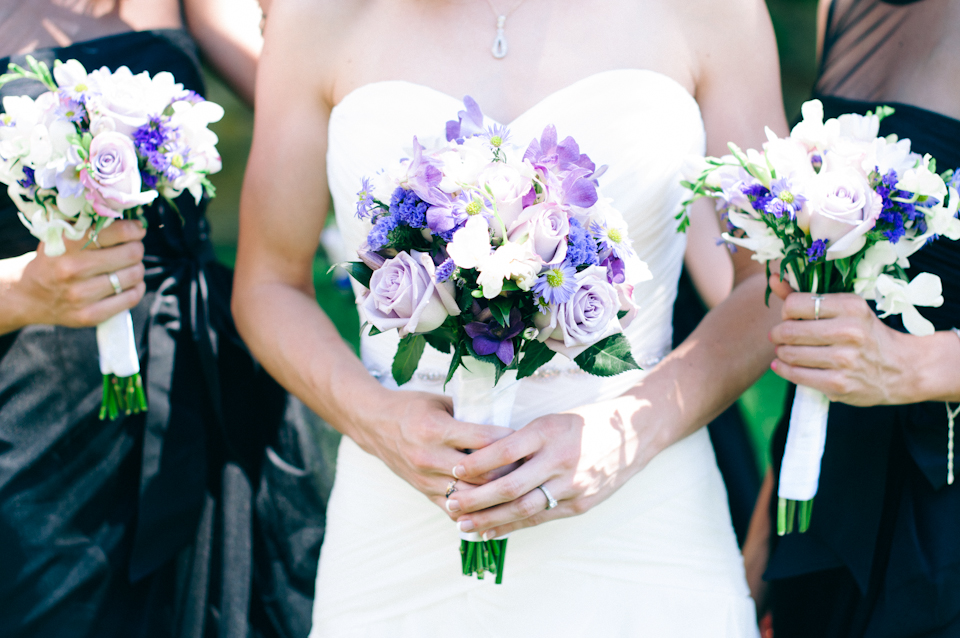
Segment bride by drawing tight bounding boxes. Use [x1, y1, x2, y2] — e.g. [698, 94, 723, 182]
[234, 0, 786, 635]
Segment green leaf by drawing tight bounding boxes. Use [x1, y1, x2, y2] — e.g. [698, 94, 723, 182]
[517, 339, 556, 380]
[367, 324, 382, 337]
[574, 333, 640, 377]
[338, 261, 373, 288]
[443, 341, 465, 390]
[488, 297, 512, 327]
[392, 334, 426, 386]
[424, 333, 452, 354]
[617, 310, 628, 320]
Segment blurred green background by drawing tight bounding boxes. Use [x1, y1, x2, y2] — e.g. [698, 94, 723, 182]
[203, 0, 819, 473]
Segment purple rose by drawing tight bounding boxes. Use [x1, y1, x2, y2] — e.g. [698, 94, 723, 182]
[80, 131, 158, 218]
[803, 168, 882, 259]
[360, 250, 461, 337]
[533, 265, 624, 358]
[507, 202, 569, 265]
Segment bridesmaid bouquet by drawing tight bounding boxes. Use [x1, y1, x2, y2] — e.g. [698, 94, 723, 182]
[342, 96, 649, 582]
[682, 99, 960, 534]
[0, 56, 223, 419]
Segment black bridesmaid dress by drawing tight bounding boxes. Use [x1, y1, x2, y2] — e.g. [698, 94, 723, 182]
[764, 0, 960, 630]
[0, 30, 330, 638]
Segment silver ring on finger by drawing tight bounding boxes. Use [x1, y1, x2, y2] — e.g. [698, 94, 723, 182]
[108, 272, 123, 296]
[812, 295, 824, 321]
[445, 479, 459, 498]
[91, 233, 102, 249]
[537, 484, 558, 511]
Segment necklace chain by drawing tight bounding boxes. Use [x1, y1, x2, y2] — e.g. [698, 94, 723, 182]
[483, 0, 527, 59]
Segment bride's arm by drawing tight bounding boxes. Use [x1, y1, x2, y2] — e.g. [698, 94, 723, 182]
[232, 0, 509, 511]
[446, 0, 789, 538]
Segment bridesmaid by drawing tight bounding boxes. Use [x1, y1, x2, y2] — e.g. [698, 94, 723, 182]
[745, 0, 960, 635]
[0, 2, 324, 637]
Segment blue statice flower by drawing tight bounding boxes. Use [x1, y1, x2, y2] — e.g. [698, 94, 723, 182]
[875, 169, 909, 243]
[533, 262, 577, 305]
[17, 166, 36, 193]
[435, 258, 455, 282]
[355, 177, 378, 219]
[141, 170, 159, 189]
[806, 238, 827, 263]
[389, 187, 429, 229]
[949, 169, 960, 194]
[741, 183, 773, 214]
[765, 178, 806, 219]
[133, 116, 187, 182]
[366, 213, 399, 250]
[565, 218, 599, 267]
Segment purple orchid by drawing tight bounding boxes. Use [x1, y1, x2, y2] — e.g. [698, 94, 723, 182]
[522, 125, 601, 209]
[464, 307, 524, 365]
[402, 137, 445, 205]
[445, 96, 485, 142]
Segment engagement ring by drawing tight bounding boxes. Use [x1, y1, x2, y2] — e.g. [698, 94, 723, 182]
[445, 479, 459, 498]
[538, 484, 558, 511]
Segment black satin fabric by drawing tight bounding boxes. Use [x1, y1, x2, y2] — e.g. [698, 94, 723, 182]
[0, 30, 327, 638]
[766, 96, 960, 637]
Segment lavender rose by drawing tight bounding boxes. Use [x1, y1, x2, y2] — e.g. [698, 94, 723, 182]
[533, 265, 624, 358]
[360, 250, 461, 337]
[802, 167, 881, 259]
[507, 202, 569, 265]
[80, 131, 158, 218]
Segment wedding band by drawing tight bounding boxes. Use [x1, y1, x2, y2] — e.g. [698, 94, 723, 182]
[108, 272, 123, 296]
[445, 479, 459, 498]
[91, 234, 102, 249]
[538, 484, 558, 511]
[812, 295, 824, 321]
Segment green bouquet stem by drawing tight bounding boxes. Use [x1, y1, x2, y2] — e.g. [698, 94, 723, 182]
[99, 373, 147, 420]
[460, 538, 508, 584]
[777, 496, 814, 536]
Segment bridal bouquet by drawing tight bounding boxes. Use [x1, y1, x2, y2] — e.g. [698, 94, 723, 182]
[0, 56, 223, 419]
[682, 99, 960, 535]
[343, 96, 649, 582]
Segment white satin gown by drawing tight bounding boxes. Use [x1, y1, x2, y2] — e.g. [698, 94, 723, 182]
[313, 69, 759, 637]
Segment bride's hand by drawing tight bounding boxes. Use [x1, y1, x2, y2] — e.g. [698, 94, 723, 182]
[353, 387, 515, 512]
[444, 397, 644, 538]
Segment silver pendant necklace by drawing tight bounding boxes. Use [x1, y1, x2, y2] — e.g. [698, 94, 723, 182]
[485, 0, 527, 59]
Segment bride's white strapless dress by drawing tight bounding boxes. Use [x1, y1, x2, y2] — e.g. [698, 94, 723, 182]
[313, 69, 759, 637]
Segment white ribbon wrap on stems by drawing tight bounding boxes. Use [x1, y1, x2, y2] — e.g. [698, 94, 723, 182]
[96, 310, 141, 377]
[778, 384, 831, 501]
[450, 356, 521, 542]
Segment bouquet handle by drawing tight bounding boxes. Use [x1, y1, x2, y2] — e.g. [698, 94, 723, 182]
[777, 384, 830, 534]
[96, 310, 147, 419]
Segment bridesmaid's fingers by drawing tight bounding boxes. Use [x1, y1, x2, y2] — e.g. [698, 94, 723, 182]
[74, 241, 146, 279]
[781, 291, 870, 322]
[775, 344, 856, 370]
[770, 317, 867, 348]
[770, 359, 849, 398]
[68, 282, 146, 327]
[68, 262, 147, 305]
[88, 220, 146, 248]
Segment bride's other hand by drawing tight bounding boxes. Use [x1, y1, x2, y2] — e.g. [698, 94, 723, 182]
[770, 291, 960, 405]
[446, 397, 654, 538]
[0, 220, 146, 336]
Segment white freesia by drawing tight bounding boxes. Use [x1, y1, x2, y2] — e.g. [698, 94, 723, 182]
[926, 186, 960, 240]
[868, 137, 917, 178]
[476, 240, 540, 298]
[164, 99, 224, 203]
[790, 99, 840, 152]
[853, 240, 897, 298]
[722, 210, 786, 261]
[875, 273, 944, 336]
[18, 208, 91, 256]
[896, 155, 947, 201]
[446, 216, 491, 269]
[836, 112, 880, 142]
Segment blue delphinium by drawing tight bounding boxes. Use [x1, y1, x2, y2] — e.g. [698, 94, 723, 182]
[565, 218, 599, 267]
[533, 262, 577, 305]
[806, 239, 827, 263]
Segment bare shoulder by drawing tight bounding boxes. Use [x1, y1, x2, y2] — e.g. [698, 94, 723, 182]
[677, 0, 778, 77]
[262, 0, 370, 107]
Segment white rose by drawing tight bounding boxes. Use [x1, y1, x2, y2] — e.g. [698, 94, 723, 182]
[804, 167, 881, 259]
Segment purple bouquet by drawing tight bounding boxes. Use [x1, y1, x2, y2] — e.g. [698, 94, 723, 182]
[343, 97, 650, 583]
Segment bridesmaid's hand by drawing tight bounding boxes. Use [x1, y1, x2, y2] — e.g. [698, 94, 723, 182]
[352, 388, 515, 512]
[442, 397, 647, 538]
[5, 220, 146, 332]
